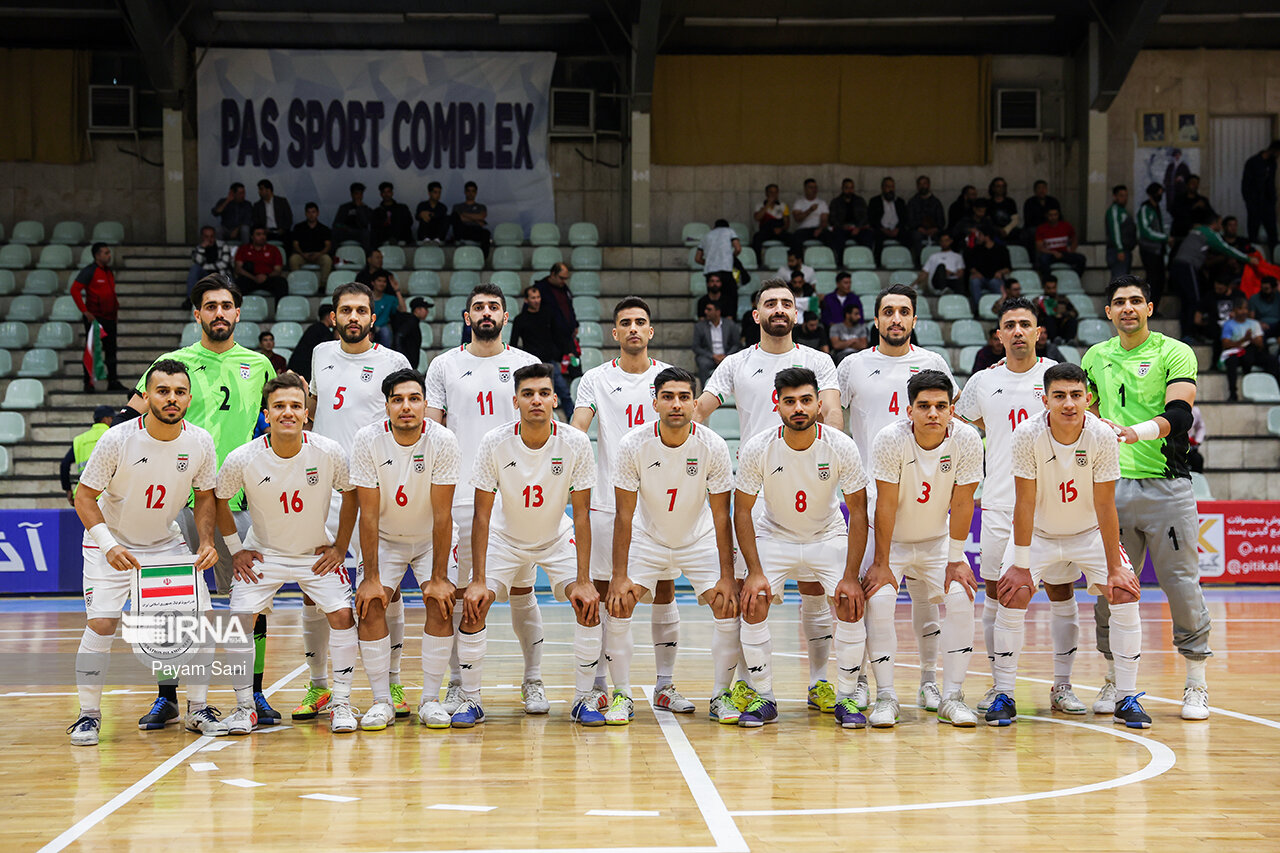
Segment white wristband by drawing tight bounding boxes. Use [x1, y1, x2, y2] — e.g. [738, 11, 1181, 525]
[948, 539, 967, 562]
[222, 532, 244, 554]
[1132, 419, 1161, 442]
[88, 523, 118, 553]
[1013, 545, 1031, 567]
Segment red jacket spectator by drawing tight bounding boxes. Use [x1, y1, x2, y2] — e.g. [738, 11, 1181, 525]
[71, 260, 119, 319]
[234, 242, 283, 276]
[1035, 220, 1076, 253]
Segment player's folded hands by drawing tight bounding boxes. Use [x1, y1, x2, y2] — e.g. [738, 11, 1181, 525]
[707, 577, 738, 617]
[860, 562, 896, 598]
[1106, 566, 1142, 603]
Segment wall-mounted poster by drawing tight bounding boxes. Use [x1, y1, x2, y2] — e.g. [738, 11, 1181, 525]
[1134, 145, 1201, 215]
[1176, 111, 1203, 146]
[1139, 110, 1168, 144]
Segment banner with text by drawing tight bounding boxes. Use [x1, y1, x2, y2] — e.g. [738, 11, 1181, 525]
[197, 49, 556, 233]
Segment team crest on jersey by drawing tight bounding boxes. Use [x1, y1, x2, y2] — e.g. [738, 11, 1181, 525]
[176, 453, 188, 472]
[939, 455, 951, 473]
[1075, 449, 1088, 467]
[239, 362, 251, 380]
[551, 456, 563, 476]
[498, 366, 511, 383]
[361, 366, 374, 383]
[306, 466, 319, 486]
[1137, 361, 1152, 377]
[909, 366, 921, 374]
[687, 458, 699, 477]
[817, 462, 830, 481]
[84, 587, 93, 607]
[1033, 383, 1044, 399]
[413, 453, 425, 474]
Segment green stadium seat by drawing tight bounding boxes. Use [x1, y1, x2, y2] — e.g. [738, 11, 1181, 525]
[529, 223, 560, 246]
[36, 245, 73, 270]
[815, 271, 837, 292]
[91, 221, 125, 244]
[493, 223, 524, 247]
[419, 322, 434, 349]
[577, 322, 604, 348]
[49, 221, 85, 245]
[287, 270, 318, 296]
[440, 323, 463, 348]
[804, 246, 836, 270]
[0, 271, 13, 296]
[10, 221, 44, 245]
[569, 377, 581, 399]
[580, 347, 605, 371]
[568, 222, 598, 246]
[978, 293, 1002, 318]
[1267, 406, 1280, 436]
[955, 345, 982, 375]
[888, 271, 916, 288]
[491, 271, 523, 298]
[1242, 373, 1280, 403]
[239, 295, 270, 323]
[181, 322, 201, 346]
[336, 245, 366, 267]
[414, 245, 445, 270]
[0, 322, 31, 349]
[569, 272, 601, 297]
[443, 295, 469, 322]
[416, 350, 434, 373]
[326, 270, 357, 294]
[407, 271, 441, 296]
[270, 322, 303, 349]
[1073, 295, 1100, 319]
[686, 247, 703, 270]
[453, 246, 485, 271]
[34, 321, 73, 349]
[78, 245, 96, 266]
[491, 246, 523, 271]
[572, 296, 601, 322]
[530, 246, 563, 270]
[236, 321, 261, 344]
[0, 445, 10, 476]
[376, 245, 406, 269]
[571, 246, 602, 271]
[843, 246, 875, 269]
[1077, 319, 1112, 346]
[17, 348, 59, 378]
[950, 319, 987, 347]
[851, 271, 881, 296]
[737, 247, 758, 270]
[1057, 345, 1081, 365]
[0, 245, 32, 269]
[1012, 270, 1041, 293]
[1054, 270, 1082, 293]
[0, 411, 24, 443]
[22, 269, 59, 295]
[729, 221, 751, 244]
[1191, 471, 1214, 500]
[763, 246, 790, 270]
[914, 297, 932, 319]
[275, 296, 310, 323]
[914, 320, 944, 347]
[449, 270, 480, 295]
[690, 272, 708, 297]
[881, 246, 913, 270]
[709, 408, 740, 439]
[0, 350, 10, 378]
[921, 245, 941, 265]
[682, 223, 710, 246]
[6, 295, 44, 323]
[1008, 245, 1032, 269]
[2, 378, 44, 409]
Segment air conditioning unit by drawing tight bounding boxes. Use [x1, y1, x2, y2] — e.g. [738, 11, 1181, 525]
[88, 85, 135, 132]
[550, 88, 594, 134]
[995, 88, 1040, 135]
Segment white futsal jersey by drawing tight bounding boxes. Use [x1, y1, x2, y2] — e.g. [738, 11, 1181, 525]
[216, 432, 352, 559]
[613, 422, 734, 549]
[310, 341, 412, 449]
[704, 343, 839, 441]
[78, 417, 218, 549]
[574, 356, 669, 512]
[870, 419, 984, 543]
[471, 420, 595, 550]
[837, 344, 956, 465]
[1010, 412, 1121, 538]
[735, 423, 868, 543]
[954, 357, 1055, 512]
[348, 419, 461, 542]
[424, 344, 540, 506]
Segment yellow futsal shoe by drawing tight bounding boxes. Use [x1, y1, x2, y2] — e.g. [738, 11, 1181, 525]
[730, 680, 757, 712]
[291, 681, 333, 721]
[807, 679, 837, 713]
[390, 683, 411, 718]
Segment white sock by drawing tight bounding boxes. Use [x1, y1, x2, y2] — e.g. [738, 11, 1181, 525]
[739, 619, 774, 700]
[982, 595, 998, 670]
[510, 592, 544, 682]
[76, 626, 114, 713]
[1107, 657, 1116, 684]
[835, 619, 867, 700]
[230, 617, 255, 707]
[799, 592, 833, 686]
[906, 577, 940, 685]
[1109, 601, 1142, 697]
[711, 618, 740, 693]
[386, 597, 405, 682]
[736, 647, 750, 687]
[594, 609, 610, 691]
[940, 588, 975, 698]
[421, 632, 452, 701]
[992, 605, 1026, 693]
[866, 586, 898, 698]
[359, 636, 392, 704]
[573, 622, 603, 701]
[1050, 597, 1079, 684]
[457, 628, 486, 700]
[449, 603, 463, 684]
[1186, 657, 1208, 689]
[605, 615, 633, 698]
[302, 606, 330, 687]
[650, 601, 679, 688]
[857, 646, 870, 686]
[329, 626, 358, 704]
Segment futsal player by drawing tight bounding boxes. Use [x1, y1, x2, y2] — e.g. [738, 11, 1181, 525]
[296, 282, 411, 722]
[863, 370, 983, 728]
[128, 274, 279, 729]
[955, 298, 1086, 715]
[988, 363, 1151, 729]
[571, 297, 687, 712]
[69, 360, 222, 745]
[349, 369, 460, 730]
[733, 368, 870, 729]
[696, 280, 843, 716]
[424, 284, 544, 715]
[1082, 275, 1211, 720]
[837, 284, 956, 713]
[462, 364, 600, 727]
[216, 373, 362, 734]
[603, 367, 738, 725]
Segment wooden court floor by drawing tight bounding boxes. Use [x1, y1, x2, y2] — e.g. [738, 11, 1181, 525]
[5, 588, 1280, 852]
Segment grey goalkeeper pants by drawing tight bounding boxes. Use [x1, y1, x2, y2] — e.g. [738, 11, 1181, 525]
[177, 506, 251, 595]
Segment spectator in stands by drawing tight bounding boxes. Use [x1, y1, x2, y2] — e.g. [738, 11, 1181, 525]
[1221, 296, 1280, 401]
[532, 262, 577, 344]
[971, 326, 1004, 373]
[947, 185, 977, 234]
[987, 177, 1020, 241]
[1170, 174, 1214, 244]
[234, 226, 287, 303]
[355, 248, 401, 293]
[993, 279, 1023, 316]
[187, 225, 235, 308]
[867, 176, 907, 264]
[776, 249, 816, 287]
[371, 181, 414, 246]
[793, 310, 828, 354]
[692, 299, 741, 385]
[415, 181, 450, 244]
[917, 232, 966, 295]
[211, 182, 253, 242]
[787, 269, 818, 315]
[829, 177, 872, 253]
[1195, 278, 1242, 358]
[288, 202, 333, 284]
[1137, 182, 1171, 311]
[1241, 140, 1280, 247]
[1173, 213, 1257, 341]
[1249, 276, 1280, 339]
[828, 302, 870, 364]
[368, 269, 406, 347]
[72, 242, 123, 392]
[60, 405, 115, 504]
[258, 330, 287, 374]
[819, 271, 862, 328]
[450, 181, 491, 256]
[1021, 180, 1061, 248]
[751, 183, 791, 256]
[904, 175, 945, 265]
[287, 302, 335, 379]
[740, 289, 761, 347]
[1104, 184, 1137, 279]
[395, 296, 431, 364]
[791, 178, 837, 253]
[1164, 148, 1191, 209]
[332, 182, 373, 251]
[1034, 207, 1086, 278]
[1206, 216, 1255, 285]
[952, 196, 993, 248]
[965, 226, 1012, 316]
[1034, 274, 1079, 344]
[697, 271, 736, 320]
[510, 285, 575, 414]
[696, 218, 741, 286]
[252, 179, 293, 241]
[1188, 405, 1207, 472]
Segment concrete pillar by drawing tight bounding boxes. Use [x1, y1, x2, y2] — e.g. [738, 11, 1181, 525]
[630, 111, 651, 245]
[162, 108, 186, 244]
[1085, 108, 1109, 243]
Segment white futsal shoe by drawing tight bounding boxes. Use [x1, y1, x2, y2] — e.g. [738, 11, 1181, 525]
[869, 696, 900, 728]
[361, 702, 396, 731]
[329, 702, 358, 733]
[68, 715, 101, 746]
[224, 705, 257, 736]
[522, 678, 551, 714]
[851, 677, 870, 711]
[976, 685, 999, 713]
[1181, 685, 1210, 721]
[442, 680, 465, 715]
[937, 691, 978, 728]
[1092, 679, 1118, 715]
[917, 681, 943, 712]
[418, 700, 452, 729]
[1050, 683, 1088, 715]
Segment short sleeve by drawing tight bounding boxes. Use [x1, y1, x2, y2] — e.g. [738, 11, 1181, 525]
[431, 430, 461, 485]
[1164, 338, 1198, 384]
[327, 443, 352, 492]
[954, 372, 983, 423]
[575, 370, 598, 413]
[703, 355, 736, 404]
[1080, 346, 1101, 397]
[1010, 425, 1037, 481]
[191, 431, 219, 491]
[836, 356, 856, 409]
[836, 436, 869, 495]
[1092, 426, 1122, 483]
[348, 434, 378, 489]
[424, 358, 448, 411]
[954, 426, 984, 486]
[470, 430, 500, 493]
[705, 434, 734, 495]
[216, 447, 248, 499]
[810, 350, 839, 392]
[612, 434, 641, 493]
[734, 434, 766, 496]
[870, 425, 905, 484]
[78, 429, 122, 492]
[570, 434, 596, 493]
[309, 348, 325, 399]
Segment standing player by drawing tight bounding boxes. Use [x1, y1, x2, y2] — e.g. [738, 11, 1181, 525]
[837, 283, 955, 712]
[1082, 274, 1211, 720]
[604, 367, 738, 725]
[734, 368, 870, 729]
[295, 282, 411, 722]
[988, 363, 1150, 729]
[216, 373, 363, 735]
[571, 297, 686, 711]
[127, 274, 278, 729]
[955, 298, 1084, 714]
[349, 369, 460, 729]
[68, 360, 222, 745]
[695, 280, 843, 715]
[462, 364, 600, 727]
[862, 370, 983, 728]
[424, 284, 543, 713]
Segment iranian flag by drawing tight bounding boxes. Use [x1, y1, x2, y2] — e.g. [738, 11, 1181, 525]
[82, 319, 107, 389]
[138, 563, 196, 600]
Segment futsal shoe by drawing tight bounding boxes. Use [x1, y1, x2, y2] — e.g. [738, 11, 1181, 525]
[138, 696, 180, 730]
[1050, 683, 1088, 715]
[605, 692, 634, 726]
[361, 702, 396, 731]
[917, 681, 942, 712]
[450, 699, 486, 728]
[185, 705, 229, 736]
[807, 679, 837, 713]
[68, 715, 101, 746]
[329, 702, 358, 733]
[730, 680, 757, 712]
[984, 693, 1017, 727]
[570, 698, 607, 727]
[1181, 685, 1210, 721]
[292, 682, 332, 720]
[869, 697, 901, 728]
[254, 691, 281, 725]
[390, 683, 411, 718]
[418, 700, 452, 729]
[834, 698, 868, 729]
[709, 690, 740, 725]
[653, 684, 695, 713]
[851, 677, 870, 711]
[224, 706, 257, 735]
[1113, 693, 1153, 729]
[1092, 678, 1117, 715]
[976, 685, 998, 713]
[737, 697, 778, 728]
[522, 678, 551, 714]
[442, 680, 465, 714]
[937, 692, 978, 728]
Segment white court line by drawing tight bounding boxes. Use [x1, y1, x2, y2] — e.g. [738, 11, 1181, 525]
[301, 793, 360, 803]
[220, 778, 265, 788]
[427, 804, 497, 812]
[586, 809, 662, 817]
[188, 762, 217, 773]
[36, 663, 308, 853]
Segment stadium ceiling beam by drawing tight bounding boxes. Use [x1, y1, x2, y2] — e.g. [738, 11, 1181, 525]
[1091, 0, 1168, 112]
[119, 0, 184, 108]
[630, 0, 662, 113]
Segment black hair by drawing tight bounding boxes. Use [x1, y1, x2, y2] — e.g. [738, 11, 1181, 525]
[613, 296, 651, 322]
[836, 270, 851, 282]
[145, 358, 190, 389]
[428, 181, 442, 192]
[333, 281, 375, 311]
[906, 369, 952, 403]
[304, 201, 318, 211]
[91, 242, 109, 258]
[370, 269, 391, 284]
[379, 181, 393, 192]
[996, 296, 1039, 323]
[191, 273, 243, 309]
[713, 218, 729, 228]
[258, 330, 272, 342]
[261, 372, 308, 408]
[513, 362, 554, 391]
[1033, 179, 1048, 189]
[230, 182, 244, 191]
[317, 302, 334, 321]
[350, 182, 365, 193]
[1104, 274, 1151, 305]
[804, 177, 817, 185]
[774, 367, 818, 397]
[1146, 182, 1163, 197]
[1044, 273, 1058, 285]
[873, 283, 917, 317]
[258, 179, 273, 191]
[382, 367, 425, 398]
[653, 366, 697, 396]
[756, 277, 792, 301]
[1044, 362, 1088, 392]
[1112, 184, 1127, 195]
[469, 282, 506, 310]
[464, 180, 478, 191]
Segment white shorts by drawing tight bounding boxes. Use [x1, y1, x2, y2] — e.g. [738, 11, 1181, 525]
[82, 536, 211, 619]
[325, 489, 361, 567]
[999, 530, 1135, 597]
[589, 508, 615, 583]
[357, 535, 459, 591]
[485, 530, 579, 603]
[627, 530, 721, 602]
[980, 508, 1013, 582]
[888, 535, 948, 603]
[756, 535, 846, 604]
[230, 555, 353, 615]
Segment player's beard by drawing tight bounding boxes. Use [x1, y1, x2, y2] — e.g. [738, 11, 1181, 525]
[880, 325, 910, 347]
[471, 317, 503, 341]
[761, 313, 794, 339]
[786, 410, 817, 432]
[201, 318, 233, 342]
[339, 320, 371, 344]
[150, 401, 184, 425]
